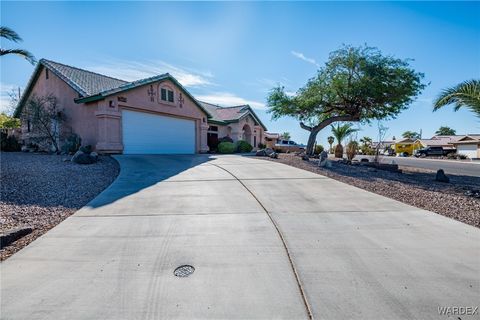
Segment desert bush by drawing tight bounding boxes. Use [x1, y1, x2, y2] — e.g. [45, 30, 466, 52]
[62, 133, 82, 154]
[218, 142, 236, 154]
[346, 141, 358, 161]
[0, 132, 21, 151]
[236, 140, 253, 153]
[456, 153, 468, 160]
[314, 144, 324, 155]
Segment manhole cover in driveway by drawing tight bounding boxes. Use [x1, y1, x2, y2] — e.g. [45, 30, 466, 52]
[174, 265, 195, 277]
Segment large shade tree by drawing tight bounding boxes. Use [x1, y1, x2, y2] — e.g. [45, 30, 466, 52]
[267, 45, 426, 155]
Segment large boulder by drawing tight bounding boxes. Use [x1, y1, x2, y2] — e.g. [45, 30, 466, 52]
[72, 150, 95, 165]
[435, 169, 449, 183]
[256, 149, 267, 157]
[265, 148, 274, 156]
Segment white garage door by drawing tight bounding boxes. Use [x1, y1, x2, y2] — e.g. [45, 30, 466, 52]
[122, 109, 195, 154]
[457, 144, 477, 159]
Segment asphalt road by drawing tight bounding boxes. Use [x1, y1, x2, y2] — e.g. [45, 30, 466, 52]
[1, 155, 479, 319]
[354, 155, 480, 177]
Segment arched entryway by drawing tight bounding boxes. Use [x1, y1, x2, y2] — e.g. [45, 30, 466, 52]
[242, 124, 252, 144]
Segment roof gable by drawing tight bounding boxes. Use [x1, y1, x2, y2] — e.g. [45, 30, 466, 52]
[199, 101, 267, 130]
[14, 59, 211, 118]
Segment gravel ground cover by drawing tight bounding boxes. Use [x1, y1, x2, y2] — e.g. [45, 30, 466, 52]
[1, 152, 119, 260]
[262, 153, 480, 228]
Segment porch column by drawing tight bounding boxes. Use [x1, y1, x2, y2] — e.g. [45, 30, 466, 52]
[95, 105, 123, 153]
[200, 121, 209, 153]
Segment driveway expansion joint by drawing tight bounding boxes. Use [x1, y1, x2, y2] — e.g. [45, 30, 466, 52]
[211, 163, 315, 320]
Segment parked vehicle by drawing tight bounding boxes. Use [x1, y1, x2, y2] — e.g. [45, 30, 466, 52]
[274, 140, 306, 153]
[414, 146, 455, 157]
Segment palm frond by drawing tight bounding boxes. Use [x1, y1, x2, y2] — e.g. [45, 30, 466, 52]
[0, 49, 36, 65]
[0, 26, 22, 42]
[433, 80, 480, 117]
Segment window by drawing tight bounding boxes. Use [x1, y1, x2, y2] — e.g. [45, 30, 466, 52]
[46, 69, 49, 79]
[254, 136, 257, 147]
[160, 87, 174, 103]
[208, 126, 218, 132]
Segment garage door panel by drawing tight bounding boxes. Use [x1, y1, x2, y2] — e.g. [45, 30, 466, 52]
[457, 145, 477, 159]
[122, 110, 195, 154]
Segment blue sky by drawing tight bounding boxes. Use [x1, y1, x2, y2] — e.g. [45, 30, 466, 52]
[1, 1, 479, 146]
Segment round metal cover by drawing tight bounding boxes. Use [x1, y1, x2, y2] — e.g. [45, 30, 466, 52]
[174, 265, 195, 277]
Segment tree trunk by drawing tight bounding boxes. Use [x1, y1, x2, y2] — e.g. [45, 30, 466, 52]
[306, 129, 320, 156]
[335, 144, 343, 158]
[299, 114, 360, 157]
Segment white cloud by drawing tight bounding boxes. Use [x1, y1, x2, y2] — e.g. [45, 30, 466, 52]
[196, 92, 266, 110]
[0, 83, 20, 114]
[88, 59, 214, 87]
[291, 51, 320, 67]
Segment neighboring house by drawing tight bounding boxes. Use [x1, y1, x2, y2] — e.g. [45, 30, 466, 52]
[199, 101, 267, 151]
[14, 59, 267, 154]
[452, 135, 480, 159]
[414, 135, 461, 152]
[263, 132, 280, 148]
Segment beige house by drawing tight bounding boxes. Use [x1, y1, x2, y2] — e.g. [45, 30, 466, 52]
[14, 59, 266, 154]
[452, 135, 480, 159]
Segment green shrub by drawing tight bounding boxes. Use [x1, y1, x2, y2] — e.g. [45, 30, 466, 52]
[314, 144, 324, 155]
[62, 133, 82, 154]
[236, 140, 253, 153]
[218, 142, 236, 154]
[218, 136, 233, 144]
[257, 143, 266, 149]
[0, 132, 21, 151]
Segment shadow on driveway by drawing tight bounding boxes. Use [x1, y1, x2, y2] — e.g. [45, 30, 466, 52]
[86, 154, 214, 208]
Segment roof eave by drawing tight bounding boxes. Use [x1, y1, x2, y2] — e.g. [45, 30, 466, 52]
[74, 74, 212, 118]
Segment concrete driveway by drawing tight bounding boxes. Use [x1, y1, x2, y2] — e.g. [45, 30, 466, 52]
[1, 155, 479, 319]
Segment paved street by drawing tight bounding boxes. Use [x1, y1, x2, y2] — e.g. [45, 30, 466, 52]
[354, 155, 480, 177]
[1, 155, 479, 319]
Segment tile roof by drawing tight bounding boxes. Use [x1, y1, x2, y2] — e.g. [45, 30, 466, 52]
[199, 101, 249, 122]
[15, 59, 211, 118]
[198, 101, 267, 130]
[41, 59, 128, 96]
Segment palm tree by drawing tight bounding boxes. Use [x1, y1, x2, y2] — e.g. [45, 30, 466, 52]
[330, 123, 359, 158]
[402, 130, 421, 140]
[280, 132, 291, 140]
[327, 136, 334, 153]
[0, 26, 36, 64]
[435, 126, 456, 136]
[433, 79, 480, 117]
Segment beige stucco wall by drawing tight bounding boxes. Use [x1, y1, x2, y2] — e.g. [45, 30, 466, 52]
[94, 79, 209, 153]
[20, 67, 98, 148]
[214, 114, 264, 149]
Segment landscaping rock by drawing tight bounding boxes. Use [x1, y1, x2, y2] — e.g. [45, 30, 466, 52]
[265, 148, 274, 156]
[269, 152, 278, 159]
[435, 169, 450, 183]
[72, 150, 95, 164]
[256, 149, 267, 157]
[90, 152, 99, 162]
[1, 227, 33, 249]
